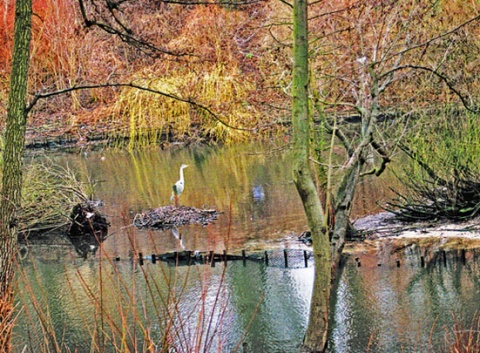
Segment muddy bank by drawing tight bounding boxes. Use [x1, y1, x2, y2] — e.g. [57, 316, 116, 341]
[354, 211, 480, 240]
[345, 211, 480, 255]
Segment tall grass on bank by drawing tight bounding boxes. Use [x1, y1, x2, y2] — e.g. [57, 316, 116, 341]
[112, 63, 258, 149]
[14, 215, 250, 352]
[386, 110, 480, 222]
[0, 153, 93, 236]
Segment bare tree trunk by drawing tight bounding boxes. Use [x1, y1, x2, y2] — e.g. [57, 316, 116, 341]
[291, 0, 331, 351]
[330, 160, 361, 270]
[0, 0, 32, 349]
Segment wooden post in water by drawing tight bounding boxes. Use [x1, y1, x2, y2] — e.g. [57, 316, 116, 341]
[420, 256, 425, 268]
[396, 260, 400, 268]
[442, 250, 447, 267]
[242, 250, 247, 267]
[264, 251, 269, 266]
[223, 250, 227, 265]
[303, 250, 308, 268]
[139, 252, 144, 266]
[461, 249, 466, 265]
[283, 249, 289, 268]
[210, 250, 215, 267]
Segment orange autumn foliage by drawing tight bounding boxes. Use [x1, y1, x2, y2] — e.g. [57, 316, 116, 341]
[0, 0, 77, 74]
[0, 0, 478, 145]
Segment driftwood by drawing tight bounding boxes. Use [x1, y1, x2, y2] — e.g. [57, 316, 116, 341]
[133, 205, 221, 229]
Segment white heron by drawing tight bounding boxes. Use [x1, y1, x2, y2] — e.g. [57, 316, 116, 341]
[170, 164, 188, 207]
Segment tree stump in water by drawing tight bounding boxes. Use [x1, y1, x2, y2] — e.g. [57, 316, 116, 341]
[69, 203, 109, 239]
[68, 203, 109, 258]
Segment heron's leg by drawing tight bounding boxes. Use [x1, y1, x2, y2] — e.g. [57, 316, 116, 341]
[174, 194, 179, 207]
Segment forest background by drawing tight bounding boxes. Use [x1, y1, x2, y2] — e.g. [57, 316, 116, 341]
[1, 0, 479, 148]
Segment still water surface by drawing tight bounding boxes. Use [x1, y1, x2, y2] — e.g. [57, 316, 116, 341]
[14, 142, 480, 352]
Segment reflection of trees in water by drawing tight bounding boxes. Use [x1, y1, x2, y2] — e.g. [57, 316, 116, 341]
[353, 167, 404, 219]
[56, 143, 307, 254]
[226, 262, 311, 352]
[330, 260, 385, 352]
[330, 247, 480, 352]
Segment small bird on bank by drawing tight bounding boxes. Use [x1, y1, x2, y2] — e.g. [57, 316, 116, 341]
[170, 164, 188, 207]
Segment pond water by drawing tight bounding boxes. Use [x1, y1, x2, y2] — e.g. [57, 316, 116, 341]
[14, 142, 480, 352]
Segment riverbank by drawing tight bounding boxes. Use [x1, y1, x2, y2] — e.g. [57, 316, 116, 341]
[343, 211, 480, 257]
[355, 211, 480, 240]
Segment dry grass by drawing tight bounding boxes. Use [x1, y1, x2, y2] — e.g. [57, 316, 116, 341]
[442, 313, 480, 353]
[0, 289, 14, 352]
[1, 0, 480, 146]
[19, 156, 93, 235]
[112, 63, 258, 148]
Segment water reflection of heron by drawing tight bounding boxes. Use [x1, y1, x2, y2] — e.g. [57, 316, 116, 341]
[172, 226, 185, 250]
[170, 164, 188, 206]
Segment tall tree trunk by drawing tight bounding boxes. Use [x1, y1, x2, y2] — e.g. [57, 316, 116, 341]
[0, 0, 32, 349]
[291, 0, 331, 351]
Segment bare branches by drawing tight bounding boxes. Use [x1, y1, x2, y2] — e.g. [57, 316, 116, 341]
[26, 82, 254, 132]
[278, 0, 293, 9]
[378, 64, 476, 112]
[78, 0, 189, 57]
[383, 14, 480, 64]
[360, 141, 391, 177]
[312, 99, 354, 157]
[77, 0, 264, 58]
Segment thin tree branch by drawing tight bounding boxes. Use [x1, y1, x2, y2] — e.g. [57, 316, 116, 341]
[312, 99, 354, 157]
[278, 0, 293, 9]
[378, 64, 476, 112]
[379, 14, 480, 64]
[78, 0, 191, 57]
[26, 82, 254, 132]
[399, 143, 451, 188]
[360, 140, 390, 177]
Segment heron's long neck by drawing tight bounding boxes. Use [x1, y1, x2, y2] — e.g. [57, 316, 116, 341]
[179, 168, 185, 182]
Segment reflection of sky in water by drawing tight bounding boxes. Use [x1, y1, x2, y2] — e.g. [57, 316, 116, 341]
[48, 141, 397, 257]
